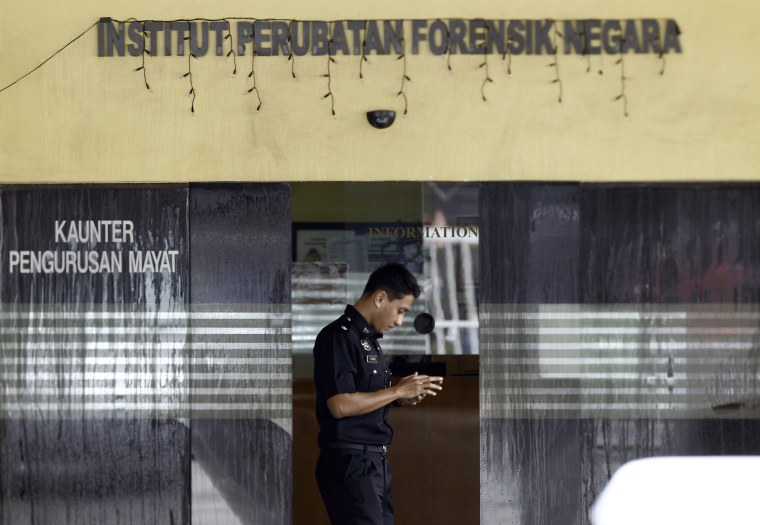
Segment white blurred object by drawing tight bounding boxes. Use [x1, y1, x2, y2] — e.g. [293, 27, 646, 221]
[590, 456, 760, 525]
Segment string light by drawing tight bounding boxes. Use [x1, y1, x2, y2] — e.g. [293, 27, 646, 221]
[577, 27, 603, 76]
[655, 34, 667, 75]
[0, 17, 679, 118]
[660, 21, 680, 76]
[501, 36, 513, 76]
[322, 21, 336, 116]
[224, 19, 237, 75]
[287, 20, 297, 79]
[247, 22, 262, 110]
[185, 46, 197, 113]
[359, 19, 369, 79]
[127, 18, 150, 90]
[578, 28, 592, 74]
[445, 20, 453, 72]
[395, 21, 409, 115]
[548, 20, 563, 104]
[614, 39, 629, 117]
[479, 21, 493, 102]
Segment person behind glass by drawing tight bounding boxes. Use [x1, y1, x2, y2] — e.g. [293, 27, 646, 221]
[313, 263, 444, 525]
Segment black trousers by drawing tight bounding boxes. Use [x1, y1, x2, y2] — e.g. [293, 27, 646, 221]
[315, 448, 393, 525]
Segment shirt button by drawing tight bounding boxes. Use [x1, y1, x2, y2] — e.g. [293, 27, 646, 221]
[373, 370, 377, 374]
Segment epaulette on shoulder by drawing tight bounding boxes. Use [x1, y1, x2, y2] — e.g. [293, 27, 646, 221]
[333, 315, 356, 336]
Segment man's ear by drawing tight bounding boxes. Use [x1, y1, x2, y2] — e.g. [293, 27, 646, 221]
[374, 290, 387, 307]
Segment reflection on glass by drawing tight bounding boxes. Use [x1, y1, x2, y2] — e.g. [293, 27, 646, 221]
[290, 182, 481, 356]
[422, 183, 480, 354]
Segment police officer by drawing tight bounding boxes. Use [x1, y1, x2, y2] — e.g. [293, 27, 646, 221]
[313, 263, 443, 525]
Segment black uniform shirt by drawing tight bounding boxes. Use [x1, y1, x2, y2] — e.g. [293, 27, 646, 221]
[313, 305, 393, 447]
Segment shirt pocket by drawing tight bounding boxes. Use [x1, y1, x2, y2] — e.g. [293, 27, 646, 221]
[359, 359, 383, 391]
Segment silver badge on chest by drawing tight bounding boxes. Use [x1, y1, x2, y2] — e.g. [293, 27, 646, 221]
[360, 339, 372, 352]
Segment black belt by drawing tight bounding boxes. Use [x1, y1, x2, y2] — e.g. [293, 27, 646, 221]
[322, 441, 387, 455]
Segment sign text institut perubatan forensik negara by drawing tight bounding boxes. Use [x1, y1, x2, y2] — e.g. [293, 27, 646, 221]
[97, 18, 682, 58]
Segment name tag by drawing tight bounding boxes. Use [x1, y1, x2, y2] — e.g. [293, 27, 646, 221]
[366, 355, 379, 364]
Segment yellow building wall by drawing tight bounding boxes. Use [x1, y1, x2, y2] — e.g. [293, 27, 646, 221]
[1, 0, 758, 183]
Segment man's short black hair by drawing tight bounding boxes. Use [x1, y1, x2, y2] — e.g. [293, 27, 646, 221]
[362, 263, 421, 300]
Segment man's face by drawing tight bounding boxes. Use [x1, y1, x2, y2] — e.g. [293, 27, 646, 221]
[373, 292, 414, 333]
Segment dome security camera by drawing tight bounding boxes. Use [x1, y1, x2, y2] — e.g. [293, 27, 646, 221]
[366, 110, 396, 129]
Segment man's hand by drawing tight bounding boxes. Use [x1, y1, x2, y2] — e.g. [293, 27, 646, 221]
[394, 372, 443, 405]
[327, 372, 443, 418]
